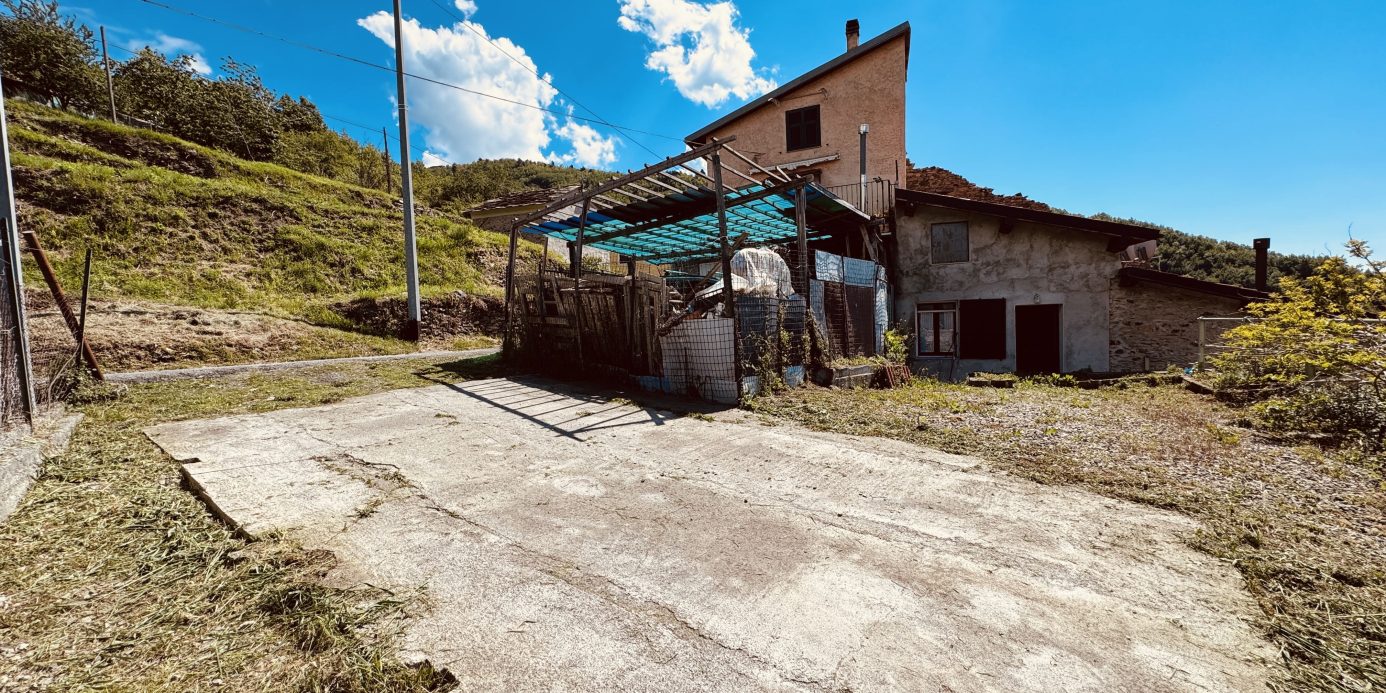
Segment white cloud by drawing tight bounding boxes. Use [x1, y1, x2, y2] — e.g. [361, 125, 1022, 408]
[421, 151, 451, 167]
[549, 117, 618, 168]
[453, 0, 478, 18]
[357, 6, 618, 167]
[126, 32, 212, 75]
[617, 0, 776, 108]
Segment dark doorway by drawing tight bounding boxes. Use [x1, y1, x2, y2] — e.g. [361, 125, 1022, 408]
[1015, 304, 1062, 375]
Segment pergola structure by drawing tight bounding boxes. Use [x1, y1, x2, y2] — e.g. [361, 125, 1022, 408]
[502, 137, 870, 358]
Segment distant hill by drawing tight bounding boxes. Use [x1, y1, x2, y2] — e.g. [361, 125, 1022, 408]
[904, 164, 1327, 290]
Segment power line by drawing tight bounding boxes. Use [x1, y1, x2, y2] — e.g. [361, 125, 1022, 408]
[131, 0, 685, 144]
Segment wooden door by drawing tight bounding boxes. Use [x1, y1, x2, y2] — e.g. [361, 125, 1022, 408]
[1015, 304, 1062, 375]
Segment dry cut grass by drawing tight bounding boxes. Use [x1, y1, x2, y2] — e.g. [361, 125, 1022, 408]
[0, 354, 505, 692]
[749, 378, 1386, 693]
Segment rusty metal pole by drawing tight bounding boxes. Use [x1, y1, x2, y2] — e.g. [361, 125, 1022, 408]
[74, 248, 92, 373]
[21, 232, 102, 379]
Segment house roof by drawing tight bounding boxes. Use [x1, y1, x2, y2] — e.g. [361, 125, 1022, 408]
[684, 22, 911, 144]
[895, 187, 1161, 249]
[1117, 267, 1271, 302]
[464, 185, 580, 220]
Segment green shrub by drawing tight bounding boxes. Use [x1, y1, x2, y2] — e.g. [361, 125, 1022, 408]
[1210, 243, 1385, 452]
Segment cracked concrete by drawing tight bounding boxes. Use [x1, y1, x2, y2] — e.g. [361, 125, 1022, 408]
[147, 377, 1277, 691]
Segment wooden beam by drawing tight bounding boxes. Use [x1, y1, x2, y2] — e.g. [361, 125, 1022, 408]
[723, 144, 792, 183]
[514, 137, 734, 227]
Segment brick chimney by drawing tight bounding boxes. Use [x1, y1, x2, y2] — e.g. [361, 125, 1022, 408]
[846, 19, 860, 51]
[1253, 238, 1270, 292]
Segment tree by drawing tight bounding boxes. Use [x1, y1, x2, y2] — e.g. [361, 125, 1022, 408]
[1210, 243, 1385, 451]
[0, 0, 103, 110]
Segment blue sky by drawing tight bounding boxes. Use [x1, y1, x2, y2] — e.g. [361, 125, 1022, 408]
[64, 0, 1386, 255]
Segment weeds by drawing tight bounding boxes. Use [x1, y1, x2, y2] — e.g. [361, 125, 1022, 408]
[0, 354, 505, 691]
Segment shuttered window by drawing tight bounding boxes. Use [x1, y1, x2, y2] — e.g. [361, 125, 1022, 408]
[959, 299, 1007, 360]
[785, 105, 821, 151]
[930, 222, 970, 264]
[916, 302, 956, 356]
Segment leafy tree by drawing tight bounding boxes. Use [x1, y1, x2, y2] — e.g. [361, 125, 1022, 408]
[0, 0, 103, 110]
[1210, 242, 1385, 452]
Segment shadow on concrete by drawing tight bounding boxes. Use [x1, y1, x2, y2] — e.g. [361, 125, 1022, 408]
[418, 366, 734, 442]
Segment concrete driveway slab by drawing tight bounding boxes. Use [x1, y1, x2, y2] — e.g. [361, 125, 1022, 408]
[146, 377, 1276, 691]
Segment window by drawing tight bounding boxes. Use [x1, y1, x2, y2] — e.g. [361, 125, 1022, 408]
[916, 302, 957, 356]
[958, 299, 1007, 359]
[785, 105, 821, 151]
[930, 222, 969, 264]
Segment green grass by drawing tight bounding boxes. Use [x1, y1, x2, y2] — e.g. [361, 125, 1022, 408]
[5, 99, 542, 329]
[0, 354, 508, 691]
[750, 379, 1385, 692]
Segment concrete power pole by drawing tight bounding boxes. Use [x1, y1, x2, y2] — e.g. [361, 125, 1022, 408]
[100, 26, 116, 123]
[392, 0, 421, 340]
[0, 73, 37, 425]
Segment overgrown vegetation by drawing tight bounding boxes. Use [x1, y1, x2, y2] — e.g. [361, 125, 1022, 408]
[1209, 242, 1385, 455]
[6, 98, 544, 327]
[0, 354, 506, 691]
[749, 379, 1384, 691]
[1091, 213, 1326, 290]
[1, 0, 610, 206]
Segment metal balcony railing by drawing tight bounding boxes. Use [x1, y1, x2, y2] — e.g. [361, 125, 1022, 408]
[825, 179, 895, 219]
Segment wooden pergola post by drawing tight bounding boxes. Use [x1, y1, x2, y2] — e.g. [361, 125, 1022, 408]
[795, 182, 809, 305]
[572, 197, 590, 368]
[711, 151, 743, 403]
[502, 219, 521, 356]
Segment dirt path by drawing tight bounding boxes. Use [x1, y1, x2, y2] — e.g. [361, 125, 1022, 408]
[147, 378, 1276, 691]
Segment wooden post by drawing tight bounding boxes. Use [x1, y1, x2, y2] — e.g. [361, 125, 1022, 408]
[573, 197, 590, 368]
[21, 231, 102, 379]
[502, 220, 520, 356]
[536, 235, 548, 320]
[711, 151, 742, 403]
[100, 27, 117, 123]
[1198, 318, 1207, 364]
[626, 259, 637, 369]
[795, 182, 808, 303]
[381, 127, 392, 194]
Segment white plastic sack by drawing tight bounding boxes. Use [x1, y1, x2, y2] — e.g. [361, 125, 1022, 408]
[730, 247, 794, 298]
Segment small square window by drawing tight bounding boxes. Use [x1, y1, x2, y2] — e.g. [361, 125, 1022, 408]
[916, 302, 957, 356]
[930, 222, 969, 264]
[785, 105, 821, 151]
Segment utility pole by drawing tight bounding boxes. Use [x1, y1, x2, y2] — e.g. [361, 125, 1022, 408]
[381, 126, 392, 194]
[392, 0, 421, 340]
[100, 26, 117, 122]
[0, 73, 37, 425]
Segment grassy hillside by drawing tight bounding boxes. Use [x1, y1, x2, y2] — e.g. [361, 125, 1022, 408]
[6, 98, 542, 331]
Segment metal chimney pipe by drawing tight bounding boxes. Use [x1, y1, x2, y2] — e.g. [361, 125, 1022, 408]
[1253, 237, 1270, 292]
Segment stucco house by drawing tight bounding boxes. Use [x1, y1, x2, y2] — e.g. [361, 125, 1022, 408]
[678, 18, 1269, 376]
[684, 20, 909, 202]
[892, 188, 1266, 377]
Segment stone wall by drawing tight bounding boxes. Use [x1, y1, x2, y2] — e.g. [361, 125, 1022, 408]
[1108, 279, 1247, 372]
